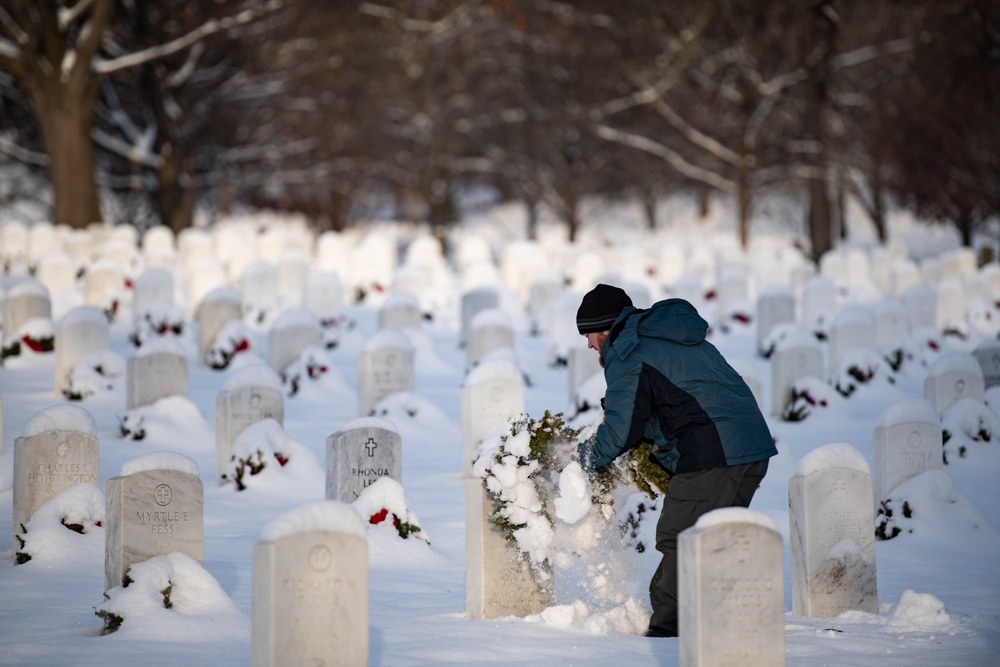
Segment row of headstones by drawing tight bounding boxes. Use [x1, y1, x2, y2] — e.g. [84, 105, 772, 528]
[12, 403, 402, 577]
[769, 331, 996, 417]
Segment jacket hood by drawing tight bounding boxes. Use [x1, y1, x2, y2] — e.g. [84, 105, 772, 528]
[609, 298, 708, 359]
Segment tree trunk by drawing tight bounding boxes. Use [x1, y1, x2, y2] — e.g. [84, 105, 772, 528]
[738, 157, 751, 249]
[28, 80, 103, 229]
[642, 191, 657, 231]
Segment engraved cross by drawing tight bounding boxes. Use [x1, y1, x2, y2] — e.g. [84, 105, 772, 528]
[734, 532, 750, 563]
[365, 437, 378, 457]
[833, 478, 847, 500]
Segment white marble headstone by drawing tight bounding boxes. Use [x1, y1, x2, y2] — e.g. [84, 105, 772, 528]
[973, 339, 1000, 389]
[326, 418, 401, 502]
[126, 339, 189, 410]
[770, 331, 824, 416]
[216, 366, 285, 481]
[460, 360, 524, 475]
[923, 350, 985, 413]
[872, 398, 942, 508]
[756, 286, 796, 355]
[267, 307, 322, 375]
[356, 331, 415, 417]
[54, 306, 111, 394]
[678, 509, 785, 666]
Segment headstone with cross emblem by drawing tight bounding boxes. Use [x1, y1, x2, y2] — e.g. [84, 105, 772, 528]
[104, 452, 204, 591]
[872, 398, 943, 510]
[788, 443, 878, 617]
[325, 417, 401, 502]
[356, 330, 415, 417]
[972, 338, 1000, 389]
[923, 350, 985, 413]
[770, 330, 824, 416]
[460, 359, 525, 476]
[252, 500, 368, 667]
[216, 363, 285, 481]
[678, 507, 785, 666]
[13, 405, 100, 545]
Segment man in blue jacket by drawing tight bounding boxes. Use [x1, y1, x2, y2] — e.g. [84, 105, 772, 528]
[576, 284, 776, 638]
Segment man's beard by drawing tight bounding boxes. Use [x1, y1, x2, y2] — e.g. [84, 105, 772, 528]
[598, 351, 605, 369]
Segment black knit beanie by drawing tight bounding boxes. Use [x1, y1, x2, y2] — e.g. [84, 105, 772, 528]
[576, 284, 633, 334]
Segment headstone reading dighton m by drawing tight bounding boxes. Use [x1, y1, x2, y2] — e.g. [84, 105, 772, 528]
[465, 478, 552, 620]
[924, 350, 985, 413]
[460, 359, 525, 476]
[872, 398, 943, 509]
[13, 405, 99, 542]
[356, 330, 415, 417]
[54, 306, 111, 394]
[770, 330, 824, 417]
[788, 443, 878, 617]
[105, 453, 204, 591]
[216, 363, 285, 481]
[326, 417, 401, 502]
[678, 508, 785, 667]
[252, 501, 368, 667]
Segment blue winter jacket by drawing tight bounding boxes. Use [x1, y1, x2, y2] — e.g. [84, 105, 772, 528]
[578, 298, 776, 474]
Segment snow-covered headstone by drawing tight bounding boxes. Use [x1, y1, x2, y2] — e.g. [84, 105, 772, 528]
[131, 267, 175, 322]
[13, 405, 99, 543]
[2, 278, 51, 346]
[460, 360, 524, 475]
[304, 271, 346, 318]
[252, 502, 368, 667]
[465, 479, 552, 619]
[356, 330, 415, 417]
[325, 418, 401, 502]
[934, 277, 967, 331]
[800, 275, 837, 335]
[526, 273, 564, 335]
[466, 308, 515, 367]
[756, 286, 796, 355]
[83, 258, 126, 313]
[770, 331, 824, 417]
[126, 338, 189, 410]
[923, 351, 985, 413]
[567, 344, 602, 410]
[788, 443, 878, 617]
[827, 307, 876, 373]
[267, 307, 322, 375]
[873, 298, 910, 348]
[460, 285, 501, 347]
[216, 364, 284, 481]
[678, 508, 785, 667]
[55, 306, 111, 394]
[197, 287, 242, 365]
[240, 261, 279, 315]
[872, 399, 943, 510]
[973, 338, 1000, 389]
[901, 283, 936, 332]
[275, 249, 310, 305]
[34, 251, 77, 298]
[378, 291, 423, 330]
[104, 453, 203, 591]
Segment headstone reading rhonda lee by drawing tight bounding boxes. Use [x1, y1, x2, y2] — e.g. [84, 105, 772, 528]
[104, 452, 204, 591]
[356, 330, 415, 417]
[872, 398, 943, 509]
[13, 405, 99, 543]
[252, 501, 368, 667]
[678, 508, 785, 667]
[126, 337, 189, 410]
[326, 417, 401, 502]
[788, 443, 878, 617]
[216, 363, 285, 481]
[465, 479, 552, 619]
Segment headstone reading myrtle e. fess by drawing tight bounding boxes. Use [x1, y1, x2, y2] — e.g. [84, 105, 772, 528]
[104, 453, 204, 591]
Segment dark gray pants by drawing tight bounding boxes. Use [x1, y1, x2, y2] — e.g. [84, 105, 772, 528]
[647, 459, 769, 637]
